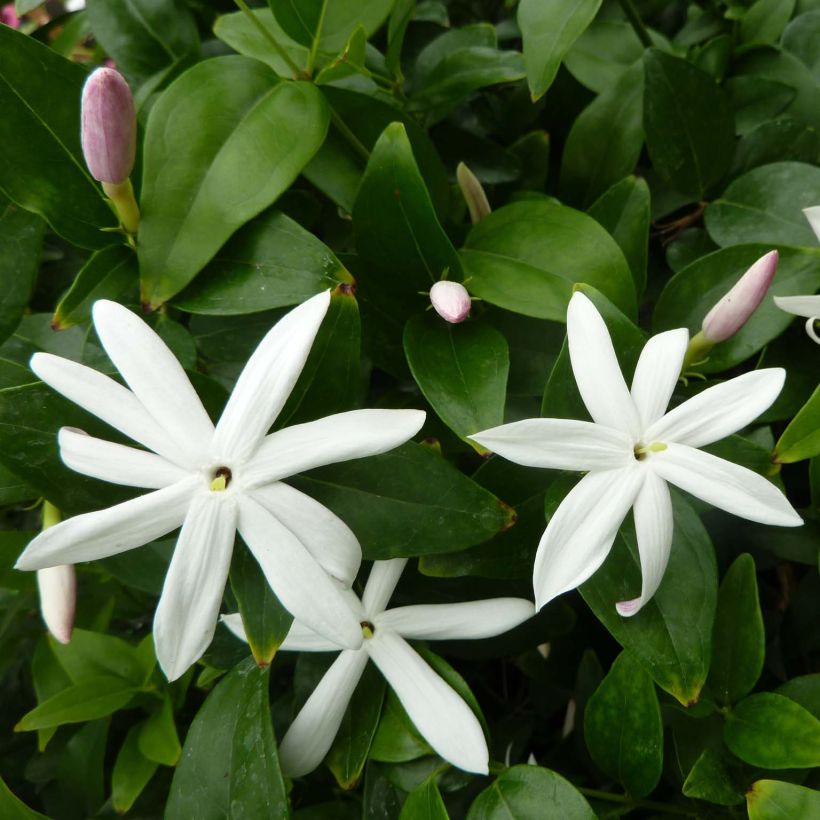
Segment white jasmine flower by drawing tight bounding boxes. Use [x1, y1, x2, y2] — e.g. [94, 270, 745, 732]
[15, 292, 425, 680]
[470, 292, 801, 617]
[224, 558, 534, 775]
[773, 294, 820, 344]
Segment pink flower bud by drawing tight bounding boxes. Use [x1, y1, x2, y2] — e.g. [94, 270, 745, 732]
[81, 67, 136, 184]
[37, 564, 76, 644]
[1, 4, 20, 28]
[701, 250, 778, 343]
[430, 280, 471, 323]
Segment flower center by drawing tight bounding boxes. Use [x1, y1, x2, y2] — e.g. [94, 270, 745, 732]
[361, 621, 375, 639]
[210, 466, 232, 491]
[634, 442, 667, 461]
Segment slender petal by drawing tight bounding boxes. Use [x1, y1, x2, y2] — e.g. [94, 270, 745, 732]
[469, 418, 632, 472]
[362, 559, 407, 616]
[616, 471, 673, 617]
[237, 495, 362, 650]
[58, 428, 189, 489]
[773, 294, 820, 318]
[37, 564, 76, 644]
[803, 206, 820, 243]
[645, 368, 785, 448]
[533, 466, 644, 610]
[92, 301, 214, 464]
[31, 353, 191, 468]
[651, 443, 802, 527]
[243, 409, 426, 487]
[630, 329, 689, 429]
[278, 649, 368, 777]
[377, 598, 534, 640]
[368, 631, 489, 774]
[567, 292, 642, 438]
[153, 495, 236, 681]
[211, 291, 330, 464]
[222, 609, 356, 652]
[249, 482, 360, 586]
[15, 477, 199, 570]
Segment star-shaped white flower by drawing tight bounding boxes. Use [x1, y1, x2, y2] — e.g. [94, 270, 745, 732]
[773, 294, 820, 344]
[224, 558, 534, 776]
[15, 292, 425, 679]
[470, 292, 802, 617]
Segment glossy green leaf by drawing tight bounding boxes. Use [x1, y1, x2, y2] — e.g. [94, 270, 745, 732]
[740, 0, 796, 45]
[50, 628, 147, 686]
[681, 747, 746, 806]
[461, 201, 636, 321]
[747, 780, 820, 820]
[268, 0, 324, 47]
[643, 48, 734, 200]
[0, 461, 35, 507]
[112, 725, 159, 814]
[139, 60, 329, 308]
[369, 689, 431, 763]
[138, 695, 181, 767]
[0, 26, 116, 248]
[782, 12, 820, 80]
[724, 692, 820, 768]
[466, 765, 595, 819]
[314, 26, 368, 85]
[732, 118, 820, 177]
[774, 383, 820, 463]
[517, 0, 602, 101]
[399, 775, 449, 819]
[167, 659, 287, 819]
[0, 777, 50, 820]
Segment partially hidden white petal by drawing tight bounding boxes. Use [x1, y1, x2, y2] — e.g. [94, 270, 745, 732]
[243, 409, 426, 487]
[221, 607, 355, 653]
[279, 649, 368, 777]
[566, 292, 642, 438]
[804, 206, 820, 243]
[153, 495, 236, 681]
[616, 471, 673, 617]
[15, 477, 199, 570]
[630, 329, 689, 429]
[368, 631, 489, 774]
[248, 482, 361, 587]
[92, 300, 214, 464]
[37, 564, 76, 644]
[645, 369, 785, 448]
[377, 598, 534, 640]
[651, 443, 802, 527]
[533, 466, 644, 610]
[773, 294, 820, 318]
[236, 495, 363, 650]
[211, 291, 330, 464]
[469, 418, 633, 471]
[58, 427, 190, 489]
[362, 559, 407, 617]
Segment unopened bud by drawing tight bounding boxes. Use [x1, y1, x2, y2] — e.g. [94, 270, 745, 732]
[702, 250, 778, 343]
[430, 280, 471, 323]
[81, 67, 136, 184]
[1, 4, 20, 28]
[456, 162, 491, 224]
[804, 206, 820, 244]
[35, 502, 75, 645]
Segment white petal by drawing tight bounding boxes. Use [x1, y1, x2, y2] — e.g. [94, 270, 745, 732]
[31, 352, 192, 468]
[630, 329, 689, 429]
[377, 598, 534, 640]
[243, 409, 426, 487]
[773, 294, 820, 318]
[566, 292, 642, 438]
[153, 495, 236, 681]
[15, 477, 199, 570]
[92, 300, 214, 464]
[469, 418, 633, 471]
[651, 443, 802, 527]
[236, 495, 363, 650]
[37, 565, 76, 644]
[362, 559, 407, 617]
[368, 631, 488, 774]
[221, 608, 355, 653]
[211, 291, 330, 464]
[805, 316, 820, 344]
[58, 427, 190, 489]
[248, 482, 360, 587]
[533, 466, 644, 610]
[802, 206, 820, 242]
[278, 649, 368, 777]
[616, 471, 673, 617]
[221, 613, 246, 642]
[645, 369, 785, 448]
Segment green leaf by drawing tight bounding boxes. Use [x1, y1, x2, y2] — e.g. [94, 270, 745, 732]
[403, 314, 509, 449]
[776, 674, 820, 719]
[774, 383, 820, 463]
[747, 780, 820, 820]
[268, 0, 324, 47]
[643, 48, 735, 200]
[0, 26, 116, 248]
[740, 0, 796, 45]
[49, 628, 147, 686]
[707, 554, 764, 706]
[369, 689, 431, 763]
[0, 776, 50, 819]
[112, 725, 159, 814]
[52, 245, 137, 329]
[517, 0, 601, 101]
[167, 659, 288, 819]
[0, 462, 35, 506]
[314, 26, 368, 85]
[725, 692, 820, 768]
[581, 493, 718, 706]
[290, 442, 515, 559]
[16, 676, 137, 730]
[682, 747, 746, 806]
[783, 12, 820, 80]
[584, 651, 663, 797]
[138, 695, 181, 767]
[466, 765, 596, 819]
[399, 775, 449, 819]
[560, 61, 645, 207]
[461, 201, 636, 321]
[139, 60, 329, 308]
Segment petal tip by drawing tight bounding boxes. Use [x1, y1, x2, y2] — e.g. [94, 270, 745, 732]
[615, 598, 641, 617]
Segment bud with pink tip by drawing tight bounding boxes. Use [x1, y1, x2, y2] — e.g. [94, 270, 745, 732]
[1, 4, 20, 28]
[430, 280, 471, 323]
[35, 502, 75, 644]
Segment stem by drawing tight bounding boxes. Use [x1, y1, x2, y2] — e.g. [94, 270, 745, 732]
[329, 106, 370, 162]
[102, 179, 140, 236]
[42, 501, 61, 530]
[306, 0, 328, 76]
[680, 330, 715, 373]
[578, 788, 696, 817]
[618, 0, 653, 48]
[234, 0, 305, 78]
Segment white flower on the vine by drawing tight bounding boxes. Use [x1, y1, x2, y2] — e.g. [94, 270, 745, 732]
[774, 294, 820, 344]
